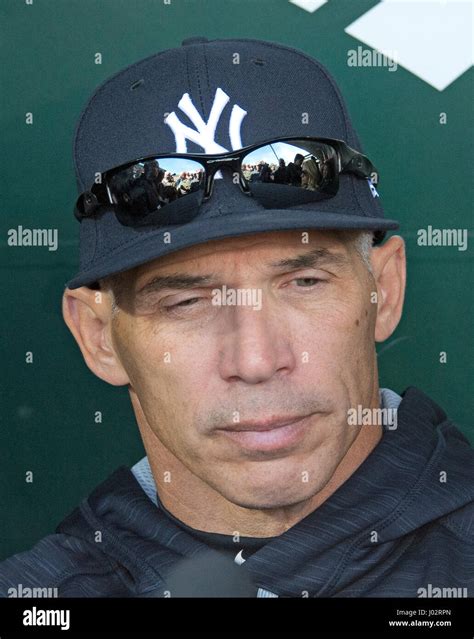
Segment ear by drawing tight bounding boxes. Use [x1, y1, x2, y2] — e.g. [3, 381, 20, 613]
[370, 235, 406, 343]
[62, 286, 130, 386]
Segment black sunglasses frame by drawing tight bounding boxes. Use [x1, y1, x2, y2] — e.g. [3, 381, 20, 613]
[74, 136, 379, 221]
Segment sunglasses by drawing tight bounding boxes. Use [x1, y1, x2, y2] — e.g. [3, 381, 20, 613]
[74, 136, 379, 228]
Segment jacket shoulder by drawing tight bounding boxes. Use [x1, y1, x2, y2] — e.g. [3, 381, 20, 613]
[0, 528, 129, 597]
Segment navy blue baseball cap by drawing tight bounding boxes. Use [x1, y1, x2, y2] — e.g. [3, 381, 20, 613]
[66, 37, 399, 290]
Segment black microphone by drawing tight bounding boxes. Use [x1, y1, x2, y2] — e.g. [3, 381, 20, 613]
[157, 550, 258, 598]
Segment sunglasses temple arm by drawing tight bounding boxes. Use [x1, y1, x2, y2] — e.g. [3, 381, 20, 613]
[337, 144, 378, 183]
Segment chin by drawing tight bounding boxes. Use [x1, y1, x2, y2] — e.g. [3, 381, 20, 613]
[218, 473, 327, 511]
[228, 491, 315, 511]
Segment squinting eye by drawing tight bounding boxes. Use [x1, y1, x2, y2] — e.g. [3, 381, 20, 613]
[162, 297, 205, 314]
[176, 298, 200, 307]
[167, 297, 201, 309]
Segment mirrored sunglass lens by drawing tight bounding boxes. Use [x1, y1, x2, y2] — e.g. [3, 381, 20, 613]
[241, 140, 337, 193]
[108, 158, 205, 215]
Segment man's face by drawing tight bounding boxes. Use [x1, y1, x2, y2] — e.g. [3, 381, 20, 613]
[108, 230, 379, 509]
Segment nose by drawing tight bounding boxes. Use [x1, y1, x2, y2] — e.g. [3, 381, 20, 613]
[217, 301, 296, 385]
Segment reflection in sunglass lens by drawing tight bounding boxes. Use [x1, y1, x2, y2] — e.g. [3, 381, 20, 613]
[241, 140, 337, 193]
[108, 158, 206, 216]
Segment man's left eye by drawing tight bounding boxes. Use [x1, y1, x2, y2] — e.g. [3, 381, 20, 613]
[293, 277, 323, 287]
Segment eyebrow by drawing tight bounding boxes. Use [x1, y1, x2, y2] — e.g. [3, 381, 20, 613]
[136, 274, 217, 298]
[136, 248, 349, 298]
[268, 247, 350, 271]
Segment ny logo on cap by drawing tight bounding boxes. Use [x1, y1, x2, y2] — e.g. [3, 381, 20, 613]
[165, 87, 247, 153]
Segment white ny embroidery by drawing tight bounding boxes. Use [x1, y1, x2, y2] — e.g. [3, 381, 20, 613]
[165, 87, 247, 153]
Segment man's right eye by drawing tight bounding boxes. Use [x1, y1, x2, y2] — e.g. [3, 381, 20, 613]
[173, 298, 200, 307]
[163, 297, 203, 313]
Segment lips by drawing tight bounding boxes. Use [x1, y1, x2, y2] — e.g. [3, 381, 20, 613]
[217, 413, 314, 452]
[220, 414, 309, 432]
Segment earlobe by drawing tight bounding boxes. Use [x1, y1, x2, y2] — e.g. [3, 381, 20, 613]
[372, 236, 406, 343]
[62, 287, 130, 386]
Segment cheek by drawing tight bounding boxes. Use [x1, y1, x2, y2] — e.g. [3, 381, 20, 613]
[114, 321, 211, 448]
[290, 292, 375, 407]
[298, 293, 369, 356]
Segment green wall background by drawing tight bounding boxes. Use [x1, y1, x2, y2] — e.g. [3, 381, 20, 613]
[1, 0, 472, 560]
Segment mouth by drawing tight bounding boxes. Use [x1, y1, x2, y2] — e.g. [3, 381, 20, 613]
[216, 413, 315, 452]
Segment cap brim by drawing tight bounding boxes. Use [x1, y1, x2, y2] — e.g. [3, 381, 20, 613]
[66, 209, 399, 289]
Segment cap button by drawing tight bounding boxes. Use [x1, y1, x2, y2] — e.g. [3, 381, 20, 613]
[182, 37, 209, 46]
